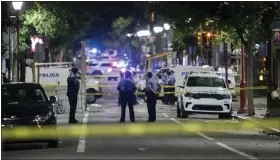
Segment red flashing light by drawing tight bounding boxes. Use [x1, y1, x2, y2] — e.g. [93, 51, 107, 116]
[206, 32, 213, 38]
[86, 66, 90, 70]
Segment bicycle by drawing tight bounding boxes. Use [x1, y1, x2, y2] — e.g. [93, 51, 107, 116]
[53, 90, 66, 114]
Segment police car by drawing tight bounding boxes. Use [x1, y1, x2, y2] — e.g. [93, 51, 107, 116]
[25, 64, 103, 104]
[137, 66, 236, 102]
[177, 71, 232, 119]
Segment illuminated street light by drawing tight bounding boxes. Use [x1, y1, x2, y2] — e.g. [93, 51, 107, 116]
[126, 33, 132, 37]
[12, 2, 23, 10]
[153, 26, 163, 33]
[136, 30, 151, 37]
[163, 23, 170, 31]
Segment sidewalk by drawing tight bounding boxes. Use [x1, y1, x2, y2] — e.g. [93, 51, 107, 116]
[232, 97, 280, 135]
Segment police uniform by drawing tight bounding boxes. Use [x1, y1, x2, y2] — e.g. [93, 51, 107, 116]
[146, 77, 158, 122]
[67, 68, 80, 124]
[117, 77, 136, 122]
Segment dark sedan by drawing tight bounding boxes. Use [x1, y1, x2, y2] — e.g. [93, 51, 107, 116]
[2, 83, 58, 148]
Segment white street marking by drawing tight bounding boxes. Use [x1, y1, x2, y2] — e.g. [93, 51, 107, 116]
[216, 142, 258, 160]
[162, 113, 169, 118]
[166, 113, 258, 160]
[77, 112, 89, 153]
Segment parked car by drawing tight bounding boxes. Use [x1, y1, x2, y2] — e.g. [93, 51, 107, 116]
[2, 83, 59, 148]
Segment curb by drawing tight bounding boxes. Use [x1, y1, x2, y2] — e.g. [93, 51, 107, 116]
[232, 114, 280, 136]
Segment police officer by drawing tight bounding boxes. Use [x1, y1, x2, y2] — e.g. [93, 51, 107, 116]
[169, 70, 176, 105]
[67, 67, 81, 124]
[117, 72, 124, 106]
[117, 71, 136, 123]
[145, 72, 159, 122]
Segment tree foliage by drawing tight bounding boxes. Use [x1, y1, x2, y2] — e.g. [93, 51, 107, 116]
[19, 2, 95, 53]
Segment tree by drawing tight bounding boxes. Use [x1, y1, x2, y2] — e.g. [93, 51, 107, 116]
[212, 2, 280, 115]
[19, 2, 95, 61]
[103, 17, 142, 66]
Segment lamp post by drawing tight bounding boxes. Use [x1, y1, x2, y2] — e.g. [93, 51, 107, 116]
[12, 1, 23, 82]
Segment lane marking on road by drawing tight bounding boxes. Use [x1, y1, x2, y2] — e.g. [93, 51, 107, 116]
[163, 113, 258, 160]
[77, 112, 89, 153]
[216, 142, 258, 160]
[162, 113, 169, 118]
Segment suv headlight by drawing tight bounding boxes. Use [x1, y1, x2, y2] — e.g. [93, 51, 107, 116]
[222, 94, 231, 99]
[33, 112, 52, 122]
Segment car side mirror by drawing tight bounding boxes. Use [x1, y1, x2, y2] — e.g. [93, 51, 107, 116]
[49, 96, 57, 103]
[177, 86, 184, 89]
[227, 80, 231, 84]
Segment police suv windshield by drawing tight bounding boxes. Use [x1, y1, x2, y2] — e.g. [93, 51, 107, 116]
[186, 76, 226, 88]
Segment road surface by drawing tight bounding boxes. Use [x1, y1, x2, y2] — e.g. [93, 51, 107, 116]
[2, 79, 280, 159]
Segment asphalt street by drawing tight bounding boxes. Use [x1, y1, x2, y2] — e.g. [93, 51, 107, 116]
[2, 79, 280, 159]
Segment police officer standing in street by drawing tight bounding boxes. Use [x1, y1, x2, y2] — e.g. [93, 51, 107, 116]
[67, 68, 81, 124]
[117, 71, 136, 123]
[145, 72, 159, 122]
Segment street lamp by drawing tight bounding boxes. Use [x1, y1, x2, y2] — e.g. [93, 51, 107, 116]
[12, 1, 23, 82]
[12, 2, 23, 10]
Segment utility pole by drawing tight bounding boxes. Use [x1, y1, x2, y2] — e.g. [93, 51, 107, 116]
[80, 40, 87, 112]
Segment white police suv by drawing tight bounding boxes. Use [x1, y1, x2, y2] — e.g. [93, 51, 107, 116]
[177, 72, 232, 119]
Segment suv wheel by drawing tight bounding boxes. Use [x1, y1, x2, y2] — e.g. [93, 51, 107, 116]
[181, 102, 188, 118]
[177, 101, 181, 118]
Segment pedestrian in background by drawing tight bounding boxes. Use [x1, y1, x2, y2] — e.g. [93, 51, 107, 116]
[117, 72, 124, 106]
[145, 72, 159, 122]
[117, 71, 136, 123]
[67, 67, 81, 124]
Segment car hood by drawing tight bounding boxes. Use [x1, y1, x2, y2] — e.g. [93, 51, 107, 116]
[184, 87, 231, 95]
[2, 103, 51, 118]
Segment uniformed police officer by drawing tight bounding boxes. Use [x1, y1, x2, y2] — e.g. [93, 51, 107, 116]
[117, 71, 136, 123]
[145, 72, 159, 122]
[67, 68, 81, 124]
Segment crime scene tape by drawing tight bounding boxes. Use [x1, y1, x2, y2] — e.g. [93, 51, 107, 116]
[47, 91, 267, 96]
[2, 119, 280, 140]
[42, 84, 268, 91]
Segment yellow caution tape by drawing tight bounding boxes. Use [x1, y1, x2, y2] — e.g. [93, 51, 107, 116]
[2, 119, 279, 140]
[42, 84, 268, 90]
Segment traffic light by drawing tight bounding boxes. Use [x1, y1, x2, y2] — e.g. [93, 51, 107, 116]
[206, 32, 214, 47]
[197, 32, 202, 46]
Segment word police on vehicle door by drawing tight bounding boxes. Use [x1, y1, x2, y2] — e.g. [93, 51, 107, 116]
[40, 73, 60, 78]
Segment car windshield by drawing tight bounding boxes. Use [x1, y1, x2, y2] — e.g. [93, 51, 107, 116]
[186, 76, 226, 88]
[2, 88, 46, 104]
